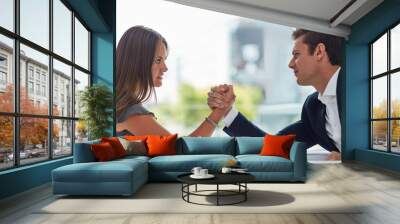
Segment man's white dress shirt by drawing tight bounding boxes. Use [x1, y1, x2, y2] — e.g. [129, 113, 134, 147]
[318, 68, 341, 151]
[222, 67, 342, 151]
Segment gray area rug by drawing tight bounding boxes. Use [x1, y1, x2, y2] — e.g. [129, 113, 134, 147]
[37, 183, 362, 214]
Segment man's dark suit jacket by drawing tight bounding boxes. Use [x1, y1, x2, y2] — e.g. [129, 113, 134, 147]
[223, 72, 343, 152]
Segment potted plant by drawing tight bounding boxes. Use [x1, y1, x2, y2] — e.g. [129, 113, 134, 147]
[79, 84, 113, 140]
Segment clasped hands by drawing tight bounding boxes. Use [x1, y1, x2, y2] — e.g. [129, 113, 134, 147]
[207, 84, 236, 115]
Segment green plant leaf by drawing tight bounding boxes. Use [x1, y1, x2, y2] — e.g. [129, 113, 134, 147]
[79, 84, 113, 140]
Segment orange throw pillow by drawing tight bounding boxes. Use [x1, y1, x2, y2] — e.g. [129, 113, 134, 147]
[259, 134, 296, 159]
[101, 137, 127, 158]
[124, 135, 148, 142]
[146, 134, 178, 157]
[91, 142, 118, 161]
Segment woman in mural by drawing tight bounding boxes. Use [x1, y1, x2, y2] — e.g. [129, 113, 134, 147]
[116, 26, 234, 136]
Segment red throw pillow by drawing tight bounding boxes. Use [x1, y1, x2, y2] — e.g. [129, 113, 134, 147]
[259, 134, 296, 159]
[91, 142, 118, 161]
[101, 137, 127, 158]
[146, 134, 178, 157]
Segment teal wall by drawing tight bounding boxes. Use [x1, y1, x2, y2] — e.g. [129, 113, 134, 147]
[345, 0, 400, 170]
[92, 32, 114, 93]
[0, 158, 72, 199]
[91, 0, 116, 136]
[355, 149, 400, 172]
[0, 0, 116, 200]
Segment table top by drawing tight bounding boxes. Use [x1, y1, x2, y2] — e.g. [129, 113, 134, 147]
[177, 172, 255, 185]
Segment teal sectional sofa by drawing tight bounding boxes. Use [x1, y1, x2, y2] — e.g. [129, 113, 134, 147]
[52, 137, 308, 196]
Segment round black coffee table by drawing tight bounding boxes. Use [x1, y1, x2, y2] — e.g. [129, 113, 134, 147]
[177, 173, 255, 206]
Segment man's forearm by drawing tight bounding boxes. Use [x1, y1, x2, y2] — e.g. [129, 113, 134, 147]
[222, 106, 239, 127]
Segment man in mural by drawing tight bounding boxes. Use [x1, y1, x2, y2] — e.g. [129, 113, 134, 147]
[208, 29, 345, 160]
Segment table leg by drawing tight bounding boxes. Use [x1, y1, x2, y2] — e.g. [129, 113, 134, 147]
[217, 184, 219, 206]
[181, 184, 183, 199]
[245, 183, 247, 201]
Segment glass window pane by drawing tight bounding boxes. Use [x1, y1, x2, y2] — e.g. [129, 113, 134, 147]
[74, 69, 89, 118]
[53, 0, 72, 60]
[0, 34, 14, 112]
[74, 18, 89, 70]
[20, 0, 49, 49]
[392, 120, 400, 153]
[372, 77, 387, 119]
[391, 24, 400, 70]
[75, 120, 88, 143]
[20, 117, 49, 165]
[53, 119, 72, 158]
[20, 44, 49, 115]
[53, 59, 72, 117]
[372, 33, 387, 76]
[0, 0, 14, 32]
[0, 116, 14, 170]
[392, 72, 400, 118]
[372, 121, 388, 151]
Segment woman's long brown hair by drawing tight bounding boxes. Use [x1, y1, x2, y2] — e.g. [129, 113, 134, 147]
[116, 26, 168, 120]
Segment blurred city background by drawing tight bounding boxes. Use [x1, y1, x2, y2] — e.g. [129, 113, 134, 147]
[117, 0, 315, 137]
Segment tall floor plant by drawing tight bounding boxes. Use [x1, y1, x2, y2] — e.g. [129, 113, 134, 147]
[79, 84, 113, 140]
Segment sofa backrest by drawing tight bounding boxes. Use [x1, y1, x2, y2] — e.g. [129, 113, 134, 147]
[177, 137, 235, 155]
[235, 137, 263, 155]
[74, 136, 275, 162]
[74, 137, 237, 162]
[73, 139, 100, 163]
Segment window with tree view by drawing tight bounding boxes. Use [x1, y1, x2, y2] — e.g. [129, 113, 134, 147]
[371, 22, 400, 153]
[0, 0, 91, 171]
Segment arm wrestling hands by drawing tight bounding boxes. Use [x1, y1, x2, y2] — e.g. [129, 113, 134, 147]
[207, 84, 236, 115]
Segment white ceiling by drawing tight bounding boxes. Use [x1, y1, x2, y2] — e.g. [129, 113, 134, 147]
[226, 0, 352, 22]
[165, 0, 384, 38]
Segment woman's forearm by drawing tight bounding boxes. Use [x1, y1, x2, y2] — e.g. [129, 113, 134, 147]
[188, 108, 228, 137]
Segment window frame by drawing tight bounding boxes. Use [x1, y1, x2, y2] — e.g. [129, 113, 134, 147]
[0, 70, 7, 85]
[370, 20, 400, 154]
[0, 53, 7, 68]
[0, 53, 7, 88]
[0, 0, 92, 171]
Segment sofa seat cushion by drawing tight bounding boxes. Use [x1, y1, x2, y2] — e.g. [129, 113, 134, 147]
[149, 154, 235, 172]
[52, 159, 147, 183]
[236, 155, 293, 172]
